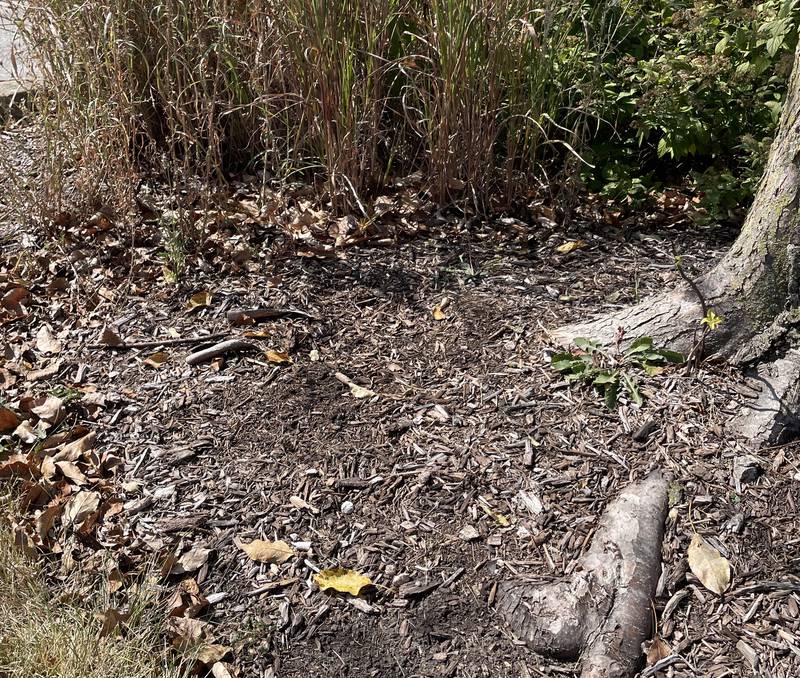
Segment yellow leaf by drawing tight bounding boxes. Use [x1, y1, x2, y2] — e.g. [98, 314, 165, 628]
[143, 351, 169, 368]
[266, 349, 292, 364]
[688, 533, 730, 595]
[238, 539, 295, 564]
[314, 567, 372, 596]
[555, 240, 587, 254]
[478, 497, 510, 526]
[186, 291, 212, 312]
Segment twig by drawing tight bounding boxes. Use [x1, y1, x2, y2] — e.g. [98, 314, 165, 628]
[89, 332, 229, 350]
[186, 339, 258, 365]
[227, 307, 318, 325]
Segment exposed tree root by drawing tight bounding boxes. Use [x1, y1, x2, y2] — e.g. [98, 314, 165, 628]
[496, 471, 668, 678]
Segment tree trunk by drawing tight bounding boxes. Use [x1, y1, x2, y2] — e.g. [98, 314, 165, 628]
[553, 44, 800, 446]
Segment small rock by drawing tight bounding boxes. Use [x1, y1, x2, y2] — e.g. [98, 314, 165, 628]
[487, 534, 502, 547]
[341, 500, 354, 515]
[459, 525, 480, 542]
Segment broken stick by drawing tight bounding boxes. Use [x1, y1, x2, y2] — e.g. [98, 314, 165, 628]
[186, 340, 258, 365]
[496, 470, 668, 678]
[226, 307, 318, 325]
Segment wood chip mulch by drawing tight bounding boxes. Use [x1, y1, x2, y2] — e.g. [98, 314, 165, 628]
[2, 172, 800, 678]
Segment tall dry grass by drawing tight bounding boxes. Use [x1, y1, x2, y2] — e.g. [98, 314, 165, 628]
[7, 0, 613, 214]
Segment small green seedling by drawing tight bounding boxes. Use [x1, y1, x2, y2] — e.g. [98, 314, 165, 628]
[550, 336, 685, 409]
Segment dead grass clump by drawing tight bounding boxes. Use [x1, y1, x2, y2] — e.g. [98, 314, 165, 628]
[0, 521, 182, 678]
[7, 0, 612, 214]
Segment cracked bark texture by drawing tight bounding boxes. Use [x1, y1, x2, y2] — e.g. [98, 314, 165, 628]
[554, 45, 800, 363]
[496, 472, 668, 678]
[553, 45, 800, 447]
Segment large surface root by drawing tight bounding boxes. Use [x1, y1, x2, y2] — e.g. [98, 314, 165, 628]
[496, 471, 669, 678]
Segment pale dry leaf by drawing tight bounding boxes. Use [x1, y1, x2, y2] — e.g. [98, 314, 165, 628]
[171, 547, 212, 575]
[289, 495, 319, 514]
[62, 491, 100, 529]
[314, 567, 372, 596]
[238, 538, 295, 564]
[688, 533, 730, 595]
[197, 644, 232, 666]
[165, 616, 212, 650]
[14, 419, 43, 443]
[31, 396, 64, 425]
[334, 372, 376, 399]
[55, 460, 88, 486]
[36, 325, 63, 354]
[555, 240, 587, 254]
[54, 432, 97, 462]
[26, 361, 61, 382]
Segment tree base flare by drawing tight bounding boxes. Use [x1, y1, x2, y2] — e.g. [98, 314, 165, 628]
[496, 471, 669, 678]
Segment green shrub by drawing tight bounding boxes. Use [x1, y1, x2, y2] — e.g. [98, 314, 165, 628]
[586, 0, 800, 215]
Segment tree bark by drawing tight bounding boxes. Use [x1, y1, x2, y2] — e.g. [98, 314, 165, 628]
[497, 472, 669, 678]
[552, 44, 800, 446]
[555, 46, 800, 360]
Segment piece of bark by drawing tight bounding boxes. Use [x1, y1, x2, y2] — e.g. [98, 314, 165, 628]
[496, 470, 669, 678]
[226, 308, 317, 325]
[186, 340, 258, 365]
[89, 332, 229, 350]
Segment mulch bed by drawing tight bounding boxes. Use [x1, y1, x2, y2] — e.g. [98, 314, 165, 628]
[2, 163, 800, 678]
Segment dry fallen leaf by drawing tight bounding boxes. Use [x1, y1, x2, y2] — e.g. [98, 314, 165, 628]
[97, 325, 123, 347]
[0, 406, 19, 433]
[265, 349, 292, 364]
[314, 567, 372, 596]
[143, 351, 169, 368]
[55, 460, 88, 486]
[186, 291, 213, 312]
[478, 496, 510, 526]
[171, 547, 213, 575]
[238, 538, 295, 564]
[555, 240, 587, 254]
[96, 607, 131, 638]
[165, 616, 212, 650]
[62, 491, 100, 529]
[645, 635, 672, 666]
[334, 372, 376, 399]
[688, 533, 730, 595]
[197, 644, 232, 666]
[432, 296, 450, 321]
[31, 396, 64, 426]
[36, 325, 63, 354]
[166, 578, 208, 618]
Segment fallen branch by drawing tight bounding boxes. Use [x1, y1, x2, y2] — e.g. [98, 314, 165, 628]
[496, 470, 668, 678]
[89, 332, 229, 350]
[226, 307, 318, 325]
[186, 340, 258, 365]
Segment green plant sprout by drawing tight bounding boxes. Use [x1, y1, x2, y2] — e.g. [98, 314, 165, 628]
[550, 336, 685, 409]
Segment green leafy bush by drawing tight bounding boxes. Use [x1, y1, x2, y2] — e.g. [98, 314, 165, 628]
[585, 0, 800, 215]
